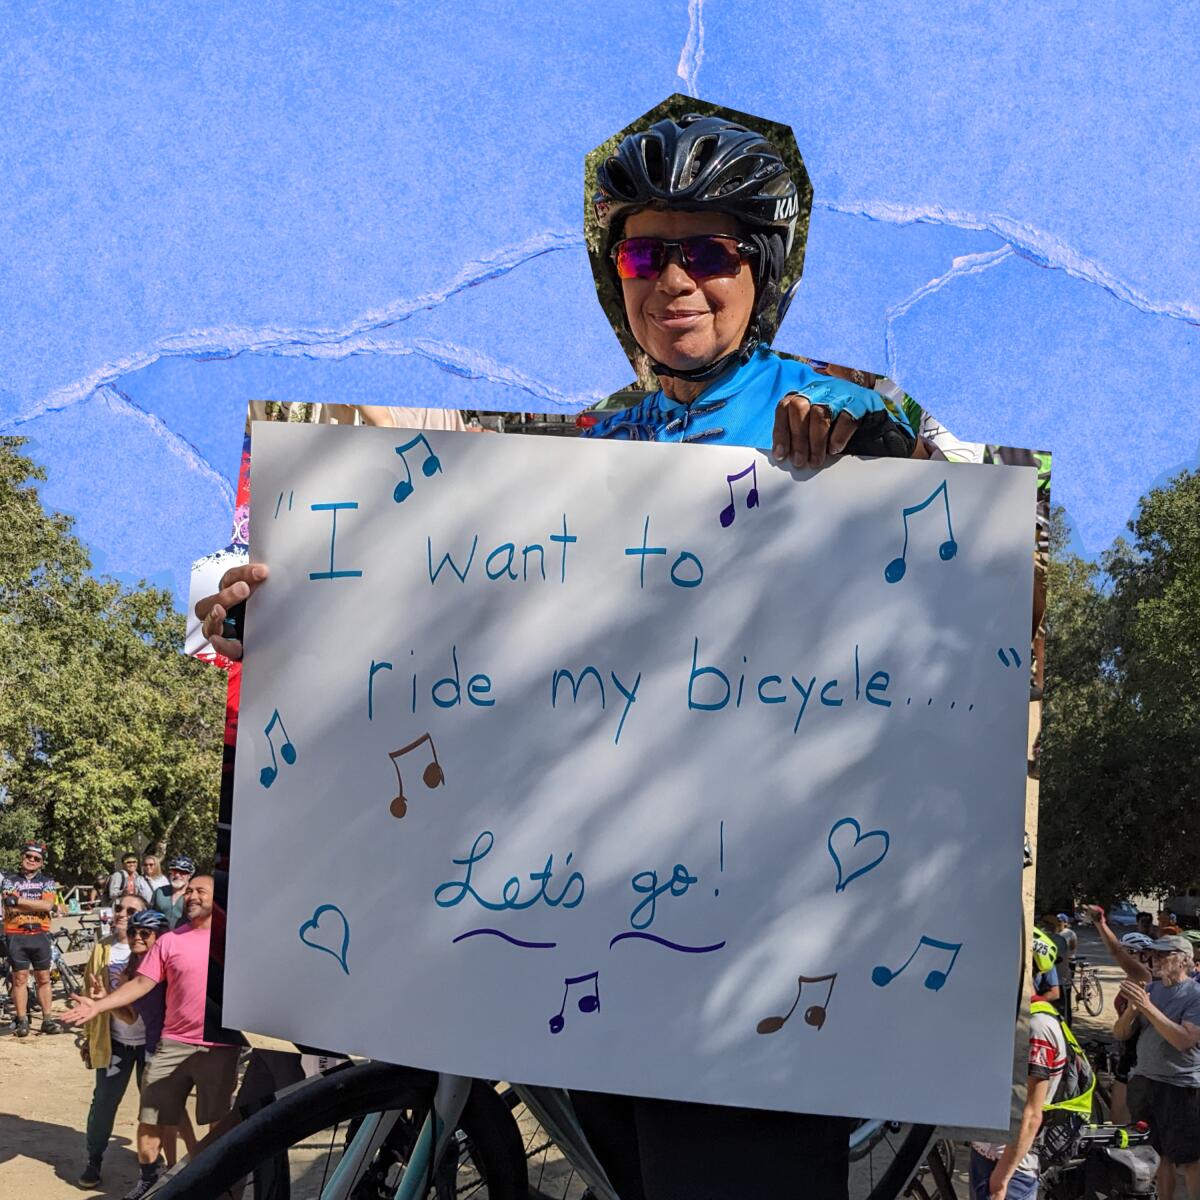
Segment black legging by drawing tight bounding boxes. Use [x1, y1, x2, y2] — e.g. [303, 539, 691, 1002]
[571, 1090, 853, 1199]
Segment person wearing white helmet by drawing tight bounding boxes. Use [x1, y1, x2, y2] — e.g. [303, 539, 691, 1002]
[1110, 931, 1156, 1123]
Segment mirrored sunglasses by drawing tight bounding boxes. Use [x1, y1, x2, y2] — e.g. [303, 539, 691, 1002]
[610, 235, 757, 282]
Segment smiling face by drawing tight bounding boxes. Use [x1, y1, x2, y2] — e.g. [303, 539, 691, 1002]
[619, 209, 756, 378]
[112, 896, 146, 934]
[183, 875, 214, 922]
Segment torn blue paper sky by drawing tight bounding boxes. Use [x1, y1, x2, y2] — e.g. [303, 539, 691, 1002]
[2, 2, 1197, 607]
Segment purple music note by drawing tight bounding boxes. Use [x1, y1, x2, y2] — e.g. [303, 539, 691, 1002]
[756, 972, 838, 1034]
[387, 733, 445, 818]
[872, 936, 962, 991]
[260, 709, 297, 788]
[884, 481, 957, 583]
[719, 463, 760, 528]
[549, 971, 600, 1034]
[394, 434, 442, 503]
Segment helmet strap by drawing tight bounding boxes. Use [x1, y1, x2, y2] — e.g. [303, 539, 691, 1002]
[649, 323, 761, 385]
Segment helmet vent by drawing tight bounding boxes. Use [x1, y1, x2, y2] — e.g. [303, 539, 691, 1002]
[640, 135, 665, 187]
[605, 157, 638, 200]
[684, 135, 718, 186]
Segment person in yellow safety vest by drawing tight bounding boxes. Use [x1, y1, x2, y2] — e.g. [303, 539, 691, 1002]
[969, 934, 1095, 1198]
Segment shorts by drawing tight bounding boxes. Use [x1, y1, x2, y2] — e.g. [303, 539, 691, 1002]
[139, 1038, 240, 1126]
[1127, 1074, 1200, 1164]
[969, 1149, 1039, 1198]
[5, 931, 51, 971]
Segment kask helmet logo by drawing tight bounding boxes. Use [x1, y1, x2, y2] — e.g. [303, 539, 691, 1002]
[773, 194, 799, 221]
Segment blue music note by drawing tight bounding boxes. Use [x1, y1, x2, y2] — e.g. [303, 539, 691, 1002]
[260, 709, 297, 788]
[719, 463, 760, 528]
[549, 971, 600, 1034]
[393, 434, 442, 503]
[872, 936, 962, 991]
[884, 480, 957, 583]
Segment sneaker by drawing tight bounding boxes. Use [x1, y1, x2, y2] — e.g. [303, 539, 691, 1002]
[41, 1017, 64, 1035]
[14, 1016, 30, 1038]
[122, 1175, 159, 1200]
[79, 1160, 102, 1186]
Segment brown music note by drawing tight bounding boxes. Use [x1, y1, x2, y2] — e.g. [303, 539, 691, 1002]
[388, 733, 445, 818]
[756, 972, 838, 1034]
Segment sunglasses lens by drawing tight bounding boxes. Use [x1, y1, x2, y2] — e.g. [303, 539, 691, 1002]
[613, 239, 663, 281]
[681, 236, 743, 278]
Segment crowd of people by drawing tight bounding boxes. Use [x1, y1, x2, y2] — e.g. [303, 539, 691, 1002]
[968, 908, 1200, 1200]
[2, 840, 239, 1198]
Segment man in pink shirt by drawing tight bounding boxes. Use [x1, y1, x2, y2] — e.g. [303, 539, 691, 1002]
[63, 875, 240, 1199]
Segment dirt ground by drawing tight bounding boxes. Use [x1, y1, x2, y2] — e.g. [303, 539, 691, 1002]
[0, 1011, 147, 1196]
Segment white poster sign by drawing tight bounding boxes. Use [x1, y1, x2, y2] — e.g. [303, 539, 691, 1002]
[224, 423, 1034, 1130]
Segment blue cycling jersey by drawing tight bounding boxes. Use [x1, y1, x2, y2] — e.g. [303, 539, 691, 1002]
[581, 345, 912, 449]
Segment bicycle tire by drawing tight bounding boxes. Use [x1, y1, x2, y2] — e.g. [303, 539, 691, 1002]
[1082, 974, 1104, 1018]
[156, 1061, 527, 1200]
[853, 1124, 938, 1200]
[920, 1145, 957, 1200]
[55, 958, 81, 1001]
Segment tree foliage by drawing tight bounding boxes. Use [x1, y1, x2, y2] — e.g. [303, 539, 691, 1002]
[0, 436, 226, 882]
[1039, 470, 1200, 905]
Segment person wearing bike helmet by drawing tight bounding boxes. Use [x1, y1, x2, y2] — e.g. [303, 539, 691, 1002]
[152, 855, 195, 930]
[969, 936, 1095, 1200]
[581, 104, 919, 464]
[1110, 931, 1157, 1124]
[78, 892, 149, 1186]
[564, 100, 950, 1200]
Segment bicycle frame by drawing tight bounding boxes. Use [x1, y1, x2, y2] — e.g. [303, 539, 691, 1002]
[287, 1072, 618, 1200]
[298, 1073, 894, 1200]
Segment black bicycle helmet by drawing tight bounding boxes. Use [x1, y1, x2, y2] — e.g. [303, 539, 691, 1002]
[128, 909, 170, 933]
[594, 112, 806, 382]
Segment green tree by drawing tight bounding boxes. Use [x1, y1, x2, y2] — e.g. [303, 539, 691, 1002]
[1039, 471, 1200, 903]
[0, 436, 226, 882]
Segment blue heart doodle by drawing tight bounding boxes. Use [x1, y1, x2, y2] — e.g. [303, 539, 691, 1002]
[827, 817, 890, 893]
[298, 904, 351, 975]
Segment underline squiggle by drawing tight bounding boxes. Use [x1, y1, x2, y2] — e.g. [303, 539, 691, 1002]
[608, 931, 725, 954]
[453, 928, 557, 950]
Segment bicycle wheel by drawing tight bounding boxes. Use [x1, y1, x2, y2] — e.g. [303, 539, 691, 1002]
[849, 1121, 938, 1200]
[1081, 973, 1104, 1018]
[918, 1144, 958, 1200]
[502, 1088, 933, 1200]
[54, 957, 81, 1001]
[155, 1062, 528, 1200]
[503, 1090, 591, 1200]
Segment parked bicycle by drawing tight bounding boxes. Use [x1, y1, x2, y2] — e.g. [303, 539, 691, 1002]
[1074, 956, 1106, 1018]
[52, 915, 101, 955]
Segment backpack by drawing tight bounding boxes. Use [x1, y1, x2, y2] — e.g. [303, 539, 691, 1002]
[1030, 1000, 1096, 1164]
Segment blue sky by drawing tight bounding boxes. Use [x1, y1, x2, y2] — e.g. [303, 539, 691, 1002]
[3, 2, 1197, 604]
